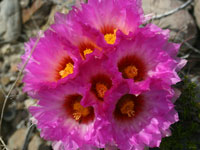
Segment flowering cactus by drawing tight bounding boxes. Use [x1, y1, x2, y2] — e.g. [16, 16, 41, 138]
[21, 0, 186, 149]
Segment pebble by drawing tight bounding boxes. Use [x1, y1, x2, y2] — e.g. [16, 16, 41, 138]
[194, 0, 200, 30]
[16, 93, 27, 102]
[4, 108, 16, 121]
[8, 128, 26, 150]
[25, 99, 37, 109]
[1, 76, 10, 86]
[0, 0, 21, 43]
[29, 135, 42, 150]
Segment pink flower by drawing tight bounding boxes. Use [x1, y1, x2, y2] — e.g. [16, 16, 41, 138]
[21, 31, 80, 97]
[104, 80, 178, 150]
[29, 80, 108, 149]
[51, 0, 144, 60]
[76, 55, 121, 108]
[51, 11, 102, 60]
[78, 0, 144, 45]
[106, 24, 186, 95]
[21, 0, 186, 149]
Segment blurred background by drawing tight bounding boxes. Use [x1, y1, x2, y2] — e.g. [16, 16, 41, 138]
[0, 0, 199, 150]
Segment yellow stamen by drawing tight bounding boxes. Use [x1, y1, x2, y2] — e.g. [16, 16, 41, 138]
[120, 100, 135, 117]
[73, 102, 90, 121]
[83, 48, 93, 57]
[59, 63, 74, 78]
[96, 83, 108, 98]
[124, 65, 138, 79]
[104, 29, 117, 44]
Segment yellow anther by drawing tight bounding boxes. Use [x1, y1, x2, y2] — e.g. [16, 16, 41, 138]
[124, 65, 138, 79]
[120, 101, 135, 117]
[104, 29, 117, 44]
[83, 48, 93, 56]
[73, 112, 82, 121]
[73, 102, 90, 121]
[59, 63, 74, 78]
[96, 83, 108, 98]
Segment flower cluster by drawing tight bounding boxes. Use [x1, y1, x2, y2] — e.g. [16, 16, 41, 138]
[21, 0, 186, 149]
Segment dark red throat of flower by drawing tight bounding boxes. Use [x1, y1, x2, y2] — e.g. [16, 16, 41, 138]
[63, 94, 95, 124]
[91, 74, 112, 100]
[113, 94, 143, 122]
[118, 55, 146, 81]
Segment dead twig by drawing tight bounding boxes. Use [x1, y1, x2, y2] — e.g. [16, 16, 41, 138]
[22, 124, 36, 150]
[150, 0, 193, 21]
[0, 137, 9, 150]
[179, 39, 200, 54]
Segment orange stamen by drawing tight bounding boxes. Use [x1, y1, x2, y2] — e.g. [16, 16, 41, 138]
[123, 65, 138, 79]
[104, 29, 117, 44]
[83, 48, 93, 57]
[96, 83, 108, 98]
[120, 100, 135, 117]
[73, 102, 90, 121]
[59, 63, 74, 78]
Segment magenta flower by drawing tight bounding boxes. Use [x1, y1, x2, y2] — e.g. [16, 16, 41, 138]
[78, 0, 144, 45]
[106, 24, 186, 95]
[76, 55, 121, 108]
[51, 0, 144, 59]
[21, 31, 80, 96]
[51, 11, 103, 60]
[29, 80, 108, 149]
[104, 80, 178, 150]
[21, 0, 187, 149]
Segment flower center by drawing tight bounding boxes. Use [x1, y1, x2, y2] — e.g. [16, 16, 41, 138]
[79, 42, 99, 60]
[123, 65, 138, 79]
[95, 83, 108, 98]
[113, 94, 143, 121]
[73, 102, 90, 121]
[91, 74, 112, 100]
[64, 94, 95, 124]
[118, 55, 146, 81]
[104, 29, 117, 45]
[59, 63, 74, 78]
[120, 100, 135, 117]
[83, 48, 93, 56]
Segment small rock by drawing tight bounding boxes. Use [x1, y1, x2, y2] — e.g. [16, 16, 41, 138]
[16, 93, 27, 102]
[1, 44, 11, 54]
[1, 76, 10, 86]
[10, 63, 19, 73]
[16, 102, 25, 110]
[20, 0, 30, 8]
[142, 0, 197, 51]
[194, 0, 200, 29]
[29, 135, 42, 150]
[0, 0, 21, 43]
[25, 99, 37, 109]
[2, 62, 10, 73]
[8, 128, 26, 150]
[4, 108, 16, 121]
[10, 76, 17, 82]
